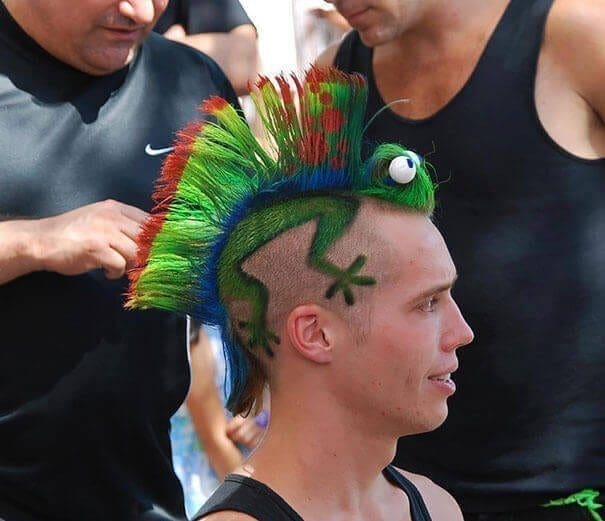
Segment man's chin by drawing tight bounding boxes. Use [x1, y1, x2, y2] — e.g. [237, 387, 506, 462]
[358, 26, 399, 48]
[81, 45, 140, 76]
[404, 408, 448, 436]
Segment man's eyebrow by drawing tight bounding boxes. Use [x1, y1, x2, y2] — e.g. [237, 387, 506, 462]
[411, 273, 458, 303]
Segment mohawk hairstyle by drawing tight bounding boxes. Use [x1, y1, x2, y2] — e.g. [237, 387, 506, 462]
[126, 67, 436, 414]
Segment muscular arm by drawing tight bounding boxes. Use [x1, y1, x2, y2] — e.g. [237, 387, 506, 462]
[540, 0, 605, 155]
[549, 0, 605, 120]
[165, 24, 258, 95]
[0, 200, 146, 285]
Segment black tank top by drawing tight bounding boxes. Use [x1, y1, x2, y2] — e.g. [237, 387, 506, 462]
[335, 0, 605, 514]
[194, 465, 432, 520]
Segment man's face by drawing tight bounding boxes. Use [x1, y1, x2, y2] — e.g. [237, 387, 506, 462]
[332, 212, 473, 436]
[10, 0, 168, 75]
[325, 0, 420, 47]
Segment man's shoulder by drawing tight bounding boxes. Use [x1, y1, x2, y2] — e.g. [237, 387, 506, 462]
[547, 0, 605, 31]
[143, 32, 221, 70]
[139, 32, 236, 101]
[542, 0, 605, 116]
[393, 468, 463, 521]
[544, 0, 605, 56]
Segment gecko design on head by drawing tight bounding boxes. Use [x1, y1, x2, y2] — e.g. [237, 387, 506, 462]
[126, 67, 435, 412]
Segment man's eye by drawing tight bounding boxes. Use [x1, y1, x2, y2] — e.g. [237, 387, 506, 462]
[420, 297, 438, 312]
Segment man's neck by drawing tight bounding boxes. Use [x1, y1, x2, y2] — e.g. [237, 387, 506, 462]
[386, 0, 510, 58]
[240, 392, 404, 521]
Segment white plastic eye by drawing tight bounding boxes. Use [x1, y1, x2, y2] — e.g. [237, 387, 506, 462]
[388, 153, 419, 184]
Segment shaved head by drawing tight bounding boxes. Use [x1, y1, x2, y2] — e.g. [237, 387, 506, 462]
[226, 198, 429, 414]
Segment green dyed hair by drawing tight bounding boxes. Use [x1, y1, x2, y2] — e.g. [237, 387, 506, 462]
[127, 67, 436, 414]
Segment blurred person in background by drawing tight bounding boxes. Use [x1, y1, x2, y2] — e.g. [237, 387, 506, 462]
[293, 0, 349, 70]
[171, 322, 267, 517]
[154, 0, 257, 94]
[318, 0, 605, 520]
[0, 0, 239, 519]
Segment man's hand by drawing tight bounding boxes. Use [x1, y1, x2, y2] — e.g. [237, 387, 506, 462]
[32, 199, 146, 280]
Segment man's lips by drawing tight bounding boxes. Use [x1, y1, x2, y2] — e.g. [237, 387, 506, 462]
[102, 26, 144, 41]
[342, 7, 371, 26]
[428, 362, 459, 381]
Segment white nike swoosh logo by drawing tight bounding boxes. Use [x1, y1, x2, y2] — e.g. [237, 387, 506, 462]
[145, 144, 174, 156]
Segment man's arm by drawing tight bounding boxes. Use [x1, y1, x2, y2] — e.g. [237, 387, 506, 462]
[186, 328, 244, 480]
[0, 200, 146, 285]
[547, 0, 605, 121]
[165, 23, 258, 95]
[314, 42, 339, 68]
[534, 0, 605, 158]
[0, 219, 43, 284]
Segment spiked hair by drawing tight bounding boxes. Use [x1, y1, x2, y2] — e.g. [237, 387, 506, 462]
[126, 68, 435, 414]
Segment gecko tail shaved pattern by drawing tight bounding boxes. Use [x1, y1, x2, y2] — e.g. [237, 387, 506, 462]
[126, 67, 436, 414]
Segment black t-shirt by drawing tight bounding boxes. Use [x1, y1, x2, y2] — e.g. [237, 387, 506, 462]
[334, 0, 605, 513]
[153, 0, 253, 35]
[0, 3, 239, 520]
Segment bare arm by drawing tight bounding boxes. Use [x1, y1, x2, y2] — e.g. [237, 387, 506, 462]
[547, 0, 605, 122]
[0, 200, 146, 285]
[165, 24, 258, 95]
[314, 42, 340, 68]
[186, 329, 243, 480]
[0, 219, 42, 284]
[537, 0, 605, 158]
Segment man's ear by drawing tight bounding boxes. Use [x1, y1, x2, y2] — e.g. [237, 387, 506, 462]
[285, 304, 335, 364]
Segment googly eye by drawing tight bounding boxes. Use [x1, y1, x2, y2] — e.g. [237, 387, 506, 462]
[388, 154, 418, 184]
[406, 151, 421, 166]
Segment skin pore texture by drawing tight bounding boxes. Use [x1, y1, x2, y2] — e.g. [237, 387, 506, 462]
[2, 0, 168, 75]
[319, 0, 605, 158]
[208, 200, 473, 521]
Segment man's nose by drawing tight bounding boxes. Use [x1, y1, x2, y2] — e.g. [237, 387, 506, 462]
[443, 301, 474, 352]
[118, 0, 156, 25]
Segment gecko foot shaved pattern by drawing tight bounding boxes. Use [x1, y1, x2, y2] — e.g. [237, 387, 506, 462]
[324, 255, 376, 305]
[238, 320, 280, 356]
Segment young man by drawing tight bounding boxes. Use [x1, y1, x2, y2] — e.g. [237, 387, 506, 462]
[318, 1, 605, 519]
[0, 1, 238, 519]
[127, 68, 474, 520]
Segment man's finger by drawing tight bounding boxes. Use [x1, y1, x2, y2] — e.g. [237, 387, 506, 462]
[109, 235, 139, 267]
[117, 203, 148, 224]
[98, 247, 128, 279]
[120, 217, 145, 242]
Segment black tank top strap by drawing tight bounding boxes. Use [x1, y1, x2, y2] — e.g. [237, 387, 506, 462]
[383, 465, 433, 521]
[471, 0, 555, 92]
[193, 474, 303, 521]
